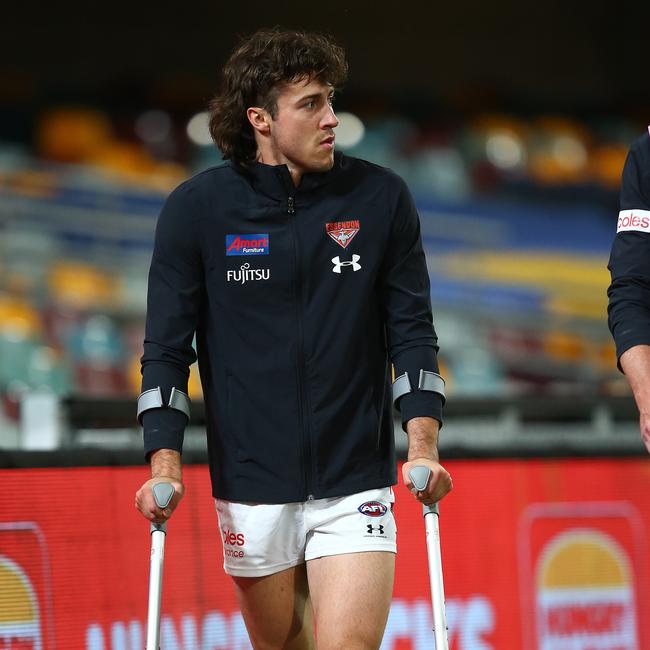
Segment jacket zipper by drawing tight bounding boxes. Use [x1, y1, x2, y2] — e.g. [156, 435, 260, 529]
[288, 195, 314, 500]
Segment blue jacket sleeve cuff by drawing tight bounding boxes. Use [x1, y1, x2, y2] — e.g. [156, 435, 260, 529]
[398, 391, 443, 432]
[392, 345, 444, 431]
[142, 409, 186, 461]
[616, 338, 650, 372]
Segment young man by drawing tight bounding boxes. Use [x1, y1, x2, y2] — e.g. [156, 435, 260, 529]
[135, 28, 452, 649]
[608, 127, 650, 454]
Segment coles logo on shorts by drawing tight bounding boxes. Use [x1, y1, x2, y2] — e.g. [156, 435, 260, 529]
[358, 501, 388, 517]
[226, 234, 269, 256]
[222, 527, 246, 559]
[222, 527, 245, 546]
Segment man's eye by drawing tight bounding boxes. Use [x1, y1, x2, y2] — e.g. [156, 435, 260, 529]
[304, 100, 315, 109]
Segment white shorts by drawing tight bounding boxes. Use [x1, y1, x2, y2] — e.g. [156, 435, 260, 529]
[215, 487, 396, 577]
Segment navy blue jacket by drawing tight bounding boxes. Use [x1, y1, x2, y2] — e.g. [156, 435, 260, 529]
[141, 153, 443, 502]
[608, 129, 650, 364]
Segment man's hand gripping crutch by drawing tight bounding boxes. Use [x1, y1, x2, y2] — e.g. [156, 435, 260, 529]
[403, 421, 453, 650]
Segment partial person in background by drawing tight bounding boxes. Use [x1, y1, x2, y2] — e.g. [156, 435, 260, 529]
[607, 126, 650, 453]
[134, 27, 451, 649]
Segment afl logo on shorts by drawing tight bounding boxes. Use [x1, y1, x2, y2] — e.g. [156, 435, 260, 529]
[358, 501, 388, 517]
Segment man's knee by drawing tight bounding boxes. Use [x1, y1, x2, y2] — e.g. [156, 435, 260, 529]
[313, 598, 389, 649]
[242, 613, 314, 650]
[316, 626, 385, 650]
[247, 632, 314, 650]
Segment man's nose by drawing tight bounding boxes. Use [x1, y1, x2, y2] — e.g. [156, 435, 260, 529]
[322, 104, 339, 129]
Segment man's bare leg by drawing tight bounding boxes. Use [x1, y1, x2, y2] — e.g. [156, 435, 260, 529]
[307, 551, 395, 650]
[232, 563, 315, 650]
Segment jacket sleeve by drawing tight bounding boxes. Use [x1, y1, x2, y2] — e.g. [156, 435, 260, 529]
[381, 175, 444, 430]
[607, 131, 650, 367]
[140, 183, 204, 458]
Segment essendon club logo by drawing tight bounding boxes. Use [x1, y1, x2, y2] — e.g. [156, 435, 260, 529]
[326, 220, 360, 249]
[358, 501, 388, 517]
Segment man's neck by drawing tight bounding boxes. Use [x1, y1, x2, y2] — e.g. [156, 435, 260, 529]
[256, 152, 301, 187]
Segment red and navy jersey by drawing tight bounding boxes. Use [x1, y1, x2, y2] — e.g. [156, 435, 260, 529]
[607, 128, 650, 364]
[141, 153, 442, 503]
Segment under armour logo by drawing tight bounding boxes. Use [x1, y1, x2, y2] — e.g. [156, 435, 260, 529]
[367, 524, 385, 535]
[332, 255, 361, 273]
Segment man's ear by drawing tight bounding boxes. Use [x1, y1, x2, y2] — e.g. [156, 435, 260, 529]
[247, 107, 271, 135]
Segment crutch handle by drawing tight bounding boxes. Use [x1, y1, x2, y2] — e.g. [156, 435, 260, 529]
[408, 466, 441, 515]
[150, 482, 175, 534]
[152, 481, 175, 508]
[408, 465, 431, 492]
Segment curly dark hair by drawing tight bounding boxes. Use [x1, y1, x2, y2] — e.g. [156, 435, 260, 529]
[208, 27, 348, 165]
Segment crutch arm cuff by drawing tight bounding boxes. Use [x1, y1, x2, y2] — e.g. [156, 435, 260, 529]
[418, 370, 446, 401]
[137, 386, 191, 425]
[392, 370, 446, 408]
[168, 387, 191, 420]
[392, 372, 413, 405]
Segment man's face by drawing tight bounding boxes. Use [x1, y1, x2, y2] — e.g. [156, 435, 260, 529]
[263, 77, 339, 177]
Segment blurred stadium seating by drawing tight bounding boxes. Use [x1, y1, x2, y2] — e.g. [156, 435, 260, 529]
[0, 103, 638, 444]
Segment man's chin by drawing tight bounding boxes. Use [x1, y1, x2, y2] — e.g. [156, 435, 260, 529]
[299, 152, 335, 175]
[314, 153, 335, 172]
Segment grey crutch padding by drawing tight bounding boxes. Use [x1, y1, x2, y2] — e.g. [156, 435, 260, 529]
[408, 465, 449, 649]
[146, 482, 175, 650]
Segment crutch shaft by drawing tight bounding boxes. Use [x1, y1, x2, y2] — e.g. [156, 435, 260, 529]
[423, 507, 448, 649]
[146, 527, 166, 650]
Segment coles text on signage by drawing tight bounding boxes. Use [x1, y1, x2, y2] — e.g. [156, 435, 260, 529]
[617, 209, 650, 233]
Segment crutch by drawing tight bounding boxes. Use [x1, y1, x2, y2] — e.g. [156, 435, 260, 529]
[146, 482, 175, 650]
[408, 465, 449, 650]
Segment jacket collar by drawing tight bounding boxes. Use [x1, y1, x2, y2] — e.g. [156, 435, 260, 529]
[234, 152, 346, 200]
